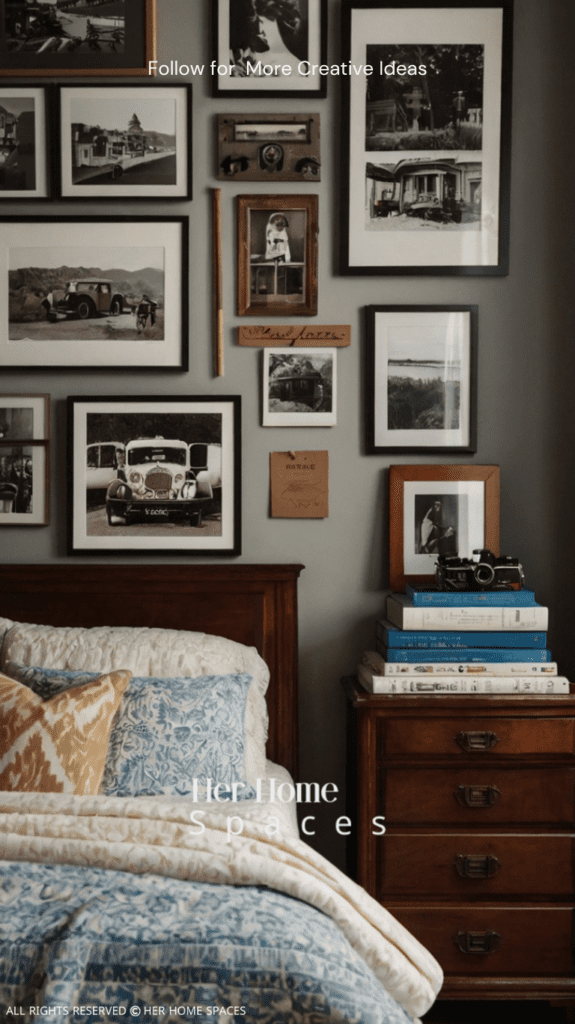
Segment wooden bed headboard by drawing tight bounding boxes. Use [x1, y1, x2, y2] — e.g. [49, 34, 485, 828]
[0, 563, 304, 779]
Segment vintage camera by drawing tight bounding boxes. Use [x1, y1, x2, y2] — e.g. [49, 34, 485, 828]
[435, 549, 525, 591]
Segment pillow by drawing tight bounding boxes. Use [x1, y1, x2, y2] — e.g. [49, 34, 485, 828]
[0, 619, 269, 785]
[0, 669, 131, 795]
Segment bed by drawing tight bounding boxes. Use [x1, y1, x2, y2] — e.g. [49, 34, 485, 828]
[0, 563, 442, 1024]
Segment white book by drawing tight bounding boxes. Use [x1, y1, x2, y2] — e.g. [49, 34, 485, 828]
[386, 593, 549, 632]
[357, 664, 569, 694]
[364, 659, 558, 677]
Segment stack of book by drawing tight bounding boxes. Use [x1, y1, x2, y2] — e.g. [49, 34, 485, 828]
[358, 585, 570, 694]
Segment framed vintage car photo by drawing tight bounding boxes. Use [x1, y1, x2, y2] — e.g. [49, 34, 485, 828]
[0, 86, 50, 199]
[68, 395, 241, 556]
[1, 216, 188, 370]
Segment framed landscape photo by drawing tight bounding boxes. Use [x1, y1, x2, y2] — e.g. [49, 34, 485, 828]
[237, 194, 318, 317]
[1, 216, 188, 370]
[0, 86, 50, 199]
[263, 347, 336, 426]
[0, 443, 49, 525]
[0, 393, 49, 440]
[57, 84, 192, 200]
[389, 463, 500, 590]
[341, 0, 513, 275]
[213, 0, 327, 98]
[68, 395, 241, 556]
[0, 0, 156, 77]
[366, 305, 477, 453]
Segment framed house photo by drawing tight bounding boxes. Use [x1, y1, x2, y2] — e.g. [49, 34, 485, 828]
[0, 393, 49, 440]
[0, 86, 50, 199]
[237, 194, 318, 317]
[2, 216, 188, 370]
[57, 84, 192, 200]
[341, 0, 513, 275]
[68, 395, 241, 557]
[0, 0, 156, 77]
[366, 305, 477, 454]
[213, 0, 327, 98]
[263, 347, 336, 426]
[389, 463, 500, 590]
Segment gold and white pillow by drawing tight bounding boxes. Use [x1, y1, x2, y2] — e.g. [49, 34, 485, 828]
[0, 669, 131, 794]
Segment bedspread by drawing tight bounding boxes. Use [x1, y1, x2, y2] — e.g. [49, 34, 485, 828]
[0, 793, 443, 1023]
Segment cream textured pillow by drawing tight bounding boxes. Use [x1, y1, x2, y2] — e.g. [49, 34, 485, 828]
[0, 669, 131, 794]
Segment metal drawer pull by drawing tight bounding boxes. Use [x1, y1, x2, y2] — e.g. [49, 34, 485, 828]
[455, 784, 501, 808]
[455, 854, 501, 878]
[455, 930, 501, 955]
[456, 730, 500, 752]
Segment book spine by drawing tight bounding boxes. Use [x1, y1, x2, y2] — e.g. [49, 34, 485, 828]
[376, 642, 552, 664]
[369, 656, 558, 677]
[375, 620, 547, 649]
[357, 666, 569, 694]
[386, 598, 549, 632]
[404, 586, 537, 607]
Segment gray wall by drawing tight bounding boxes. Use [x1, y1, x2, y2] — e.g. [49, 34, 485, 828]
[2, 0, 574, 867]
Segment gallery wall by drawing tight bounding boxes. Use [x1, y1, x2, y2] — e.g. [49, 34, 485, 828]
[1, 0, 574, 866]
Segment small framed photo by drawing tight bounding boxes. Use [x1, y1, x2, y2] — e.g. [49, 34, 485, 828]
[0, 0, 156, 77]
[57, 84, 192, 200]
[213, 0, 327, 98]
[366, 305, 477, 453]
[0, 393, 49, 440]
[217, 112, 320, 182]
[0, 443, 48, 525]
[237, 194, 318, 317]
[0, 86, 50, 199]
[263, 347, 336, 426]
[389, 463, 500, 591]
[341, 0, 513, 275]
[2, 216, 188, 370]
[68, 395, 241, 557]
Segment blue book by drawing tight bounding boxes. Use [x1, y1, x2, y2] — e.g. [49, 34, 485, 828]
[382, 645, 552, 663]
[377, 620, 547, 649]
[405, 584, 537, 607]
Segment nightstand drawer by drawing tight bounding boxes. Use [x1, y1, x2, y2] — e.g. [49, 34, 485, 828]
[379, 834, 575, 898]
[383, 767, 575, 824]
[391, 906, 574, 976]
[380, 716, 575, 758]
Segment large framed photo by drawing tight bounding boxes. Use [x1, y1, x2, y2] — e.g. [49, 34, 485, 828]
[263, 347, 336, 426]
[341, 1, 513, 275]
[57, 84, 192, 200]
[0, 86, 50, 199]
[2, 216, 188, 370]
[237, 194, 318, 317]
[68, 396, 241, 557]
[0, 0, 156, 77]
[367, 305, 477, 453]
[389, 463, 500, 590]
[213, 0, 327, 98]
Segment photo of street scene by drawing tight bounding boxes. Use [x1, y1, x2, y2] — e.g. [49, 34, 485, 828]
[366, 157, 482, 229]
[387, 325, 461, 431]
[0, 92, 35, 190]
[4, 0, 125, 56]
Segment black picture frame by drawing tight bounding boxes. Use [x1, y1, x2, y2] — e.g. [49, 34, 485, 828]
[212, 0, 328, 98]
[0, 84, 51, 200]
[68, 395, 242, 557]
[341, 0, 513, 275]
[366, 304, 478, 454]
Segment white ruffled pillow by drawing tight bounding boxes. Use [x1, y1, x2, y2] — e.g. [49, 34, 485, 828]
[0, 618, 269, 786]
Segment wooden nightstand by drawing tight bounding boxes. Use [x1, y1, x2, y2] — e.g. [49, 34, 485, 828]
[344, 676, 575, 1006]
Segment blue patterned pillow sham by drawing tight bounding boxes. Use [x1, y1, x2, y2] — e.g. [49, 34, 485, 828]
[8, 665, 255, 800]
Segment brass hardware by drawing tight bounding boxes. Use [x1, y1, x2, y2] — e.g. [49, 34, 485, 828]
[455, 854, 501, 878]
[456, 730, 500, 752]
[454, 930, 502, 954]
[455, 784, 501, 808]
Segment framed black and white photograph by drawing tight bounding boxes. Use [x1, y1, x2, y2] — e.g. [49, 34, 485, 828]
[341, 1, 513, 275]
[0, 393, 49, 440]
[0, 86, 49, 199]
[389, 463, 500, 590]
[217, 112, 320, 181]
[262, 347, 336, 426]
[213, 0, 327, 97]
[0, 0, 156, 77]
[0, 443, 48, 525]
[238, 194, 318, 316]
[68, 396, 241, 556]
[366, 305, 477, 453]
[1, 216, 188, 370]
[57, 84, 192, 200]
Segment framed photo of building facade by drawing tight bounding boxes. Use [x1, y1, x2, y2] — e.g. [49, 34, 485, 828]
[389, 463, 500, 590]
[341, 0, 513, 275]
[57, 84, 192, 200]
[1, 216, 188, 370]
[68, 395, 241, 556]
[0, 86, 50, 199]
[366, 305, 477, 453]
[0, 0, 156, 77]
[237, 194, 318, 316]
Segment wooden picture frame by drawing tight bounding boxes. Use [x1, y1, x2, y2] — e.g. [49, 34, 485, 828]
[366, 305, 478, 454]
[389, 463, 500, 591]
[0, 85, 50, 200]
[0, 0, 156, 77]
[237, 194, 318, 317]
[341, 0, 513, 275]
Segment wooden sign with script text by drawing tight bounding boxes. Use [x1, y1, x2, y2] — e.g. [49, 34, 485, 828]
[238, 325, 351, 347]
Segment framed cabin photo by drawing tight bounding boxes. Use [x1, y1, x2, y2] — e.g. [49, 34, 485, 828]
[0, 0, 156, 77]
[341, 0, 513, 275]
[56, 84, 192, 200]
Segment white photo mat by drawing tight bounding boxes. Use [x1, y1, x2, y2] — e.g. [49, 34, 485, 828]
[0, 394, 49, 440]
[262, 347, 337, 426]
[0, 445, 47, 525]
